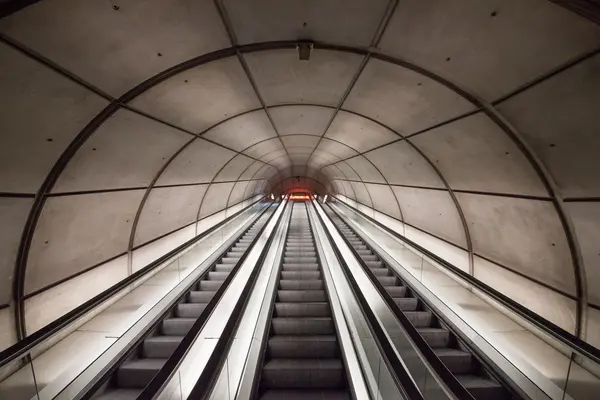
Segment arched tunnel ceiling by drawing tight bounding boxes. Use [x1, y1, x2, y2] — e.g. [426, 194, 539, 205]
[1, 0, 600, 343]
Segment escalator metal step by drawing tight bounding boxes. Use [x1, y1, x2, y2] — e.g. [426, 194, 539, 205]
[117, 359, 166, 388]
[262, 359, 344, 389]
[268, 335, 338, 358]
[143, 335, 183, 358]
[275, 302, 331, 317]
[162, 318, 195, 335]
[271, 317, 334, 335]
[259, 389, 350, 400]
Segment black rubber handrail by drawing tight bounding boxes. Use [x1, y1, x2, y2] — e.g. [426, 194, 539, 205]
[322, 202, 476, 400]
[308, 200, 425, 400]
[187, 200, 290, 400]
[135, 201, 286, 399]
[0, 197, 267, 369]
[329, 198, 600, 366]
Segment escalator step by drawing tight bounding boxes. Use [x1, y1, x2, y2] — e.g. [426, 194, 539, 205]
[162, 318, 195, 335]
[404, 311, 433, 327]
[271, 317, 334, 335]
[188, 290, 215, 303]
[143, 335, 183, 358]
[457, 375, 504, 400]
[176, 303, 206, 318]
[386, 285, 407, 297]
[393, 297, 418, 310]
[261, 359, 344, 389]
[277, 290, 326, 302]
[268, 335, 338, 358]
[117, 359, 166, 388]
[434, 348, 473, 374]
[418, 327, 451, 348]
[281, 271, 321, 280]
[279, 280, 324, 290]
[275, 302, 331, 317]
[259, 389, 350, 400]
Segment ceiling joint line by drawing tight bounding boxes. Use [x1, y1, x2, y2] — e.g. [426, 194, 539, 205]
[214, 0, 291, 170]
[0, 33, 116, 102]
[491, 44, 600, 105]
[370, 0, 400, 47]
[306, 54, 371, 166]
[316, 108, 482, 171]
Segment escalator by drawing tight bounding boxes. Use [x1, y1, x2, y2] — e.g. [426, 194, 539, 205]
[92, 206, 276, 400]
[255, 202, 350, 400]
[324, 205, 513, 400]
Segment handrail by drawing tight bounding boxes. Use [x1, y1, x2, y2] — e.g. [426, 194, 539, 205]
[0, 196, 267, 369]
[329, 197, 600, 366]
[187, 199, 290, 399]
[134, 200, 285, 399]
[322, 201, 475, 399]
[309, 199, 425, 400]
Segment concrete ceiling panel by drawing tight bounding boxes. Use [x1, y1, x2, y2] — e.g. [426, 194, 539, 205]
[156, 140, 235, 186]
[203, 110, 277, 152]
[344, 59, 475, 136]
[322, 165, 344, 181]
[270, 105, 335, 136]
[134, 184, 208, 246]
[392, 186, 467, 248]
[308, 150, 339, 168]
[199, 182, 236, 218]
[268, 158, 291, 170]
[345, 156, 386, 183]
[565, 202, 600, 305]
[0, 198, 33, 304]
[223, 0, 389, 46]
[332, 163, 360, 181]
[410, 113, 547, 196]
[497, 54, 600, 198]
[457, 193, 575, 294]
[364, 183, 401, 219]
[130, 57, 261, 133]
[214, 154, 255, 182]
[326, 111, 398, 153]
[0, 0, 231, 96]
[262, 150, 288, 163]
[281, 135, 321, 149]
[54, 110, 190, 193]
[315, 138, 358, 161]
[244, 138, 285, 159]
[288, 154, 312, 165]
[239, 161, 265, 180]
[244, 49, 363, 106]
[379, 0, 600, 101]
[228, 181, 251, 206]
[0, 43, 109, 193]
[26, 190, 144, 294]
[366, 141, 445, 188]
[348, 181, 372, 207]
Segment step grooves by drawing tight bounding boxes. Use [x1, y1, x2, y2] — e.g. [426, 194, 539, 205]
[259, 201, 349, 400]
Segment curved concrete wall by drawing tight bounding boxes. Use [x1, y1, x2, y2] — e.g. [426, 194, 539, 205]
[0, 0, 599, 352]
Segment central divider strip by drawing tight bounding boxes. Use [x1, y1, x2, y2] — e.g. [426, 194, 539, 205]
[185, 199, 290, 399]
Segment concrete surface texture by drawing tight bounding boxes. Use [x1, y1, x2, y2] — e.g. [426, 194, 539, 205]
[0, 0, 599, 353]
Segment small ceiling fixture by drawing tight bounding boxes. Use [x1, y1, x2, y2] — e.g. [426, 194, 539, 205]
[297, 41, 313, 61]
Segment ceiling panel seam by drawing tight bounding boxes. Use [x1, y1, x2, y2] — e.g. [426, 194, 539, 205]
[491, 45, 600, 105]
[306, 0, 399, 165]
[326, 177, 554, 201]
[0, 33, 115, 101]
[305, 55, 370, 166]
[193, 153, 240, 235]
[214, 0, 292, 166]
[333, 193, 581, 302]
[316, 108, 481, 171]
